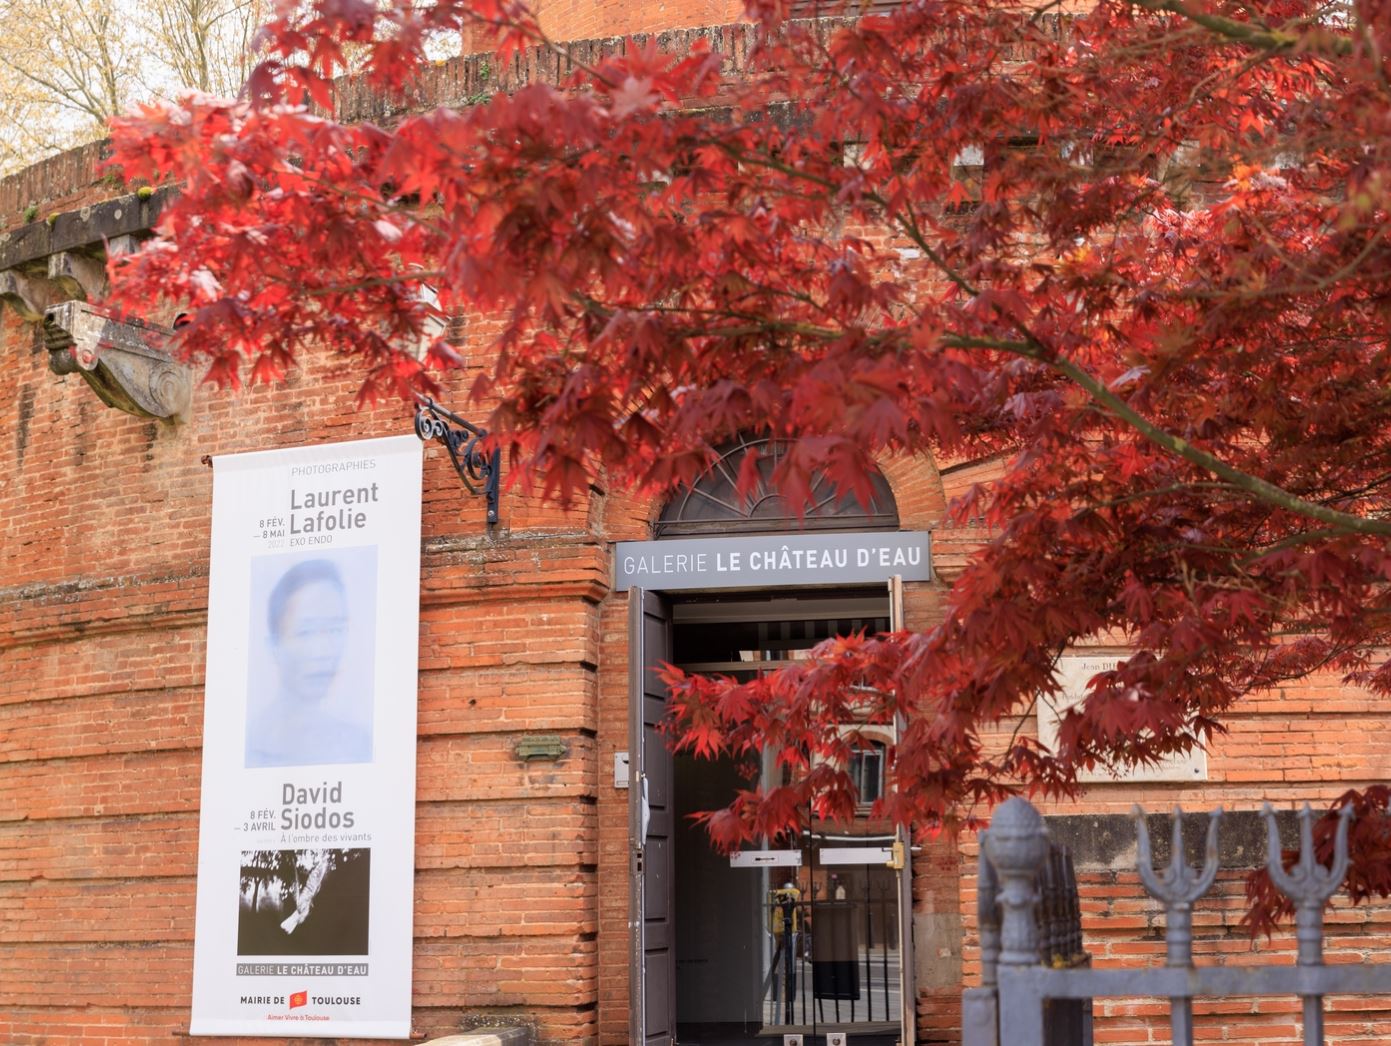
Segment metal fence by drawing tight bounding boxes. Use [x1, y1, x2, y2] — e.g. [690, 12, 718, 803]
[963, 796, 1385, 1046]
[760, 881, 902, 1032]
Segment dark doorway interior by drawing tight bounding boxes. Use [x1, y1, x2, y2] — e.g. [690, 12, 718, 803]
[668, 592, 901, 1046]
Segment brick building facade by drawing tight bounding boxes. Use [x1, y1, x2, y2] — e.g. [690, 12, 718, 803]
[3, 16, 1391, 1046]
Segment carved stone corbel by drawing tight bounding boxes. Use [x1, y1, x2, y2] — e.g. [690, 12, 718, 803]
[46, 251, 109, 301]
[0, 269, 62, 322]
[43, 300, 191, 422]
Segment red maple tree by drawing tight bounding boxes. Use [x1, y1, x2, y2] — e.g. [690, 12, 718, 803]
[104, 0, 1391, 927]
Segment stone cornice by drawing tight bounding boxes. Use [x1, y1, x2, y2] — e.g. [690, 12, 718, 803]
[0, 187, 176, 272]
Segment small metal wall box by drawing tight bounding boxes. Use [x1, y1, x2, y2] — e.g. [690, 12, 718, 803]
[513, 735, 568, 762]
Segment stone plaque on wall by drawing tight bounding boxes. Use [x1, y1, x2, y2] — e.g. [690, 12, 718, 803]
[1037, 655, 1208, 784]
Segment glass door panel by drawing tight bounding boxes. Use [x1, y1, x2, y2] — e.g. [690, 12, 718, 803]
[803, 830, 903, 1042]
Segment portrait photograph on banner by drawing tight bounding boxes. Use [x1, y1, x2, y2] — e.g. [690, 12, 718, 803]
[244, 547, 379, 770]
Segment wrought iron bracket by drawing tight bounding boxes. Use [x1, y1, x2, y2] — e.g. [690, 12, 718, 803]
[413, 396, 500, 524]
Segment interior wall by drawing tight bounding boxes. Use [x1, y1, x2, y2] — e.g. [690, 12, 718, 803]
[673, 751, 762, 1027]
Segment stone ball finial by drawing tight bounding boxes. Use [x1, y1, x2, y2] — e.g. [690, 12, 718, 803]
[984, 797, 1049, 874]
[983, 797, 1050, 967]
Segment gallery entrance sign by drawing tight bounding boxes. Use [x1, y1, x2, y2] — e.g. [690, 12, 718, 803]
[190, 436, 422, 1038]
[614, 531, 932, 591]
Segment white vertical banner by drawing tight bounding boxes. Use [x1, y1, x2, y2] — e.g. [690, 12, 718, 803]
[191, 435, 422, 1038]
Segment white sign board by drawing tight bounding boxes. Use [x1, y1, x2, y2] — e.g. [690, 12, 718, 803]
[190, 436, 422, 1037]
[817, 846, 895, 866]
[615, 531, 932, 591]
[729, 849, 804, 868]
[1038, 655, 1207, 784]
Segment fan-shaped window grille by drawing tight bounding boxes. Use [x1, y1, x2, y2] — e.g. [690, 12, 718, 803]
[655, 436, 899, 538]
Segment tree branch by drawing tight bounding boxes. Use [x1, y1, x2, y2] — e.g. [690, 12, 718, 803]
[936, 333, 1391, 537]
[1050, 352, 1391, 537]
[1132, 0, 1352, 57]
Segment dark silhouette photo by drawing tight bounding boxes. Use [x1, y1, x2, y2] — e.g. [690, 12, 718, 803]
[245, 547, 377, 768]
[237, 848, 370, 956]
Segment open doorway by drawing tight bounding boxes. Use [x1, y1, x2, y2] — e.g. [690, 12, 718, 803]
[664, 591, 905, 1046]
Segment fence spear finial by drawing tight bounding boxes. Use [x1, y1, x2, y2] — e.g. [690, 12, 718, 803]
[1133, 804, 1222, 967]
[1262, 802, 1353, 966]
[1263, 801, 1355, 1042]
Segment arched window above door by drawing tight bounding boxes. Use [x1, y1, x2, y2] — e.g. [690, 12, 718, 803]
[654, 435, 899, 538]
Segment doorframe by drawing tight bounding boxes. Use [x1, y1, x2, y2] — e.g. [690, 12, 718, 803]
[890, 573, 917, 1046]
[628, 577, 918, 1045]
[628, 588, 650, 1045]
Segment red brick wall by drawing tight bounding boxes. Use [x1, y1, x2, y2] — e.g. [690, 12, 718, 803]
[531, 0, 745, 43]
[0, 140, 111, 227]
[1, 211, 609, 1042]
[0, 29, 738, 1046]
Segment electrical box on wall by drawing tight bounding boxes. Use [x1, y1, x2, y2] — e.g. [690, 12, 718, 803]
[826, 1034, 848, 1046]
[613, 751, 630, 788]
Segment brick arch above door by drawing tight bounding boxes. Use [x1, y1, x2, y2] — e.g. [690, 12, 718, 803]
[599, 438, 951, 564]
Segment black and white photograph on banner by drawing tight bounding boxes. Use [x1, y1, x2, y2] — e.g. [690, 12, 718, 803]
[237, 849, 371, 956]
[245, 547, 378, 769]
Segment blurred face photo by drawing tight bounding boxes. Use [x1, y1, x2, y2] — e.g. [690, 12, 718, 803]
[246, 549, 376, 769]
[271, 575, 349, 703]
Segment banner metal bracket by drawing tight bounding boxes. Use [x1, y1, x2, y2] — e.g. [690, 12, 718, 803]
[412, 395, 500, 525]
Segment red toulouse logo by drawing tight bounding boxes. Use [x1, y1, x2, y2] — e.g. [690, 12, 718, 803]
[289, 991, 308, 1010]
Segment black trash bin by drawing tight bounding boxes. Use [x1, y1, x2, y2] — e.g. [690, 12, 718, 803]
[811, 901, 860, 1001]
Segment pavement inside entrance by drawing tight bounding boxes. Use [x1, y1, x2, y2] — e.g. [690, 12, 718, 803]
[676, 1026, 899, 1045]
